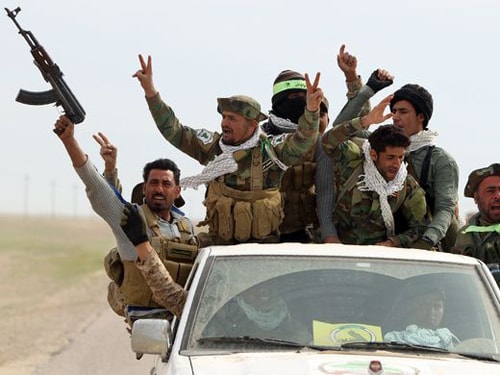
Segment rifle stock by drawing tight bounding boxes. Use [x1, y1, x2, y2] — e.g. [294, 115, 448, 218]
[5, 7, 86, 124]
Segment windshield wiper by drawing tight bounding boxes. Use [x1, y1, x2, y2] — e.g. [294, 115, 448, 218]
[199, 336, 304, 348]
[198, 336, 343, 352]
[455, 351, 500, 362]
[341, 341, 450, 353]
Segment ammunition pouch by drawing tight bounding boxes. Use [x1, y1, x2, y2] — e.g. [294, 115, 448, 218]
[107, 281, 126, 317]
[233, 201, 252, 242]
[104, 247, 124, 286]
[155, 238, 198, 287]
[109, 240, 197, 309]
[200, 179, 283, 243]
[120, 260, 160, 307]
[252, 193, 283, 239]
[279, 162, 318, 235]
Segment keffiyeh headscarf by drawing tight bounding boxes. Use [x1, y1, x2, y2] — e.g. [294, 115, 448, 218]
[384, 324, 456, 350]
[407, 129, 438, 152]
[180, 128, 262, 189]
[357, 140, 408, 237]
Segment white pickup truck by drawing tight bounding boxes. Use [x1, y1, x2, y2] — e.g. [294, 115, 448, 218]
[131, 243, 500, 374]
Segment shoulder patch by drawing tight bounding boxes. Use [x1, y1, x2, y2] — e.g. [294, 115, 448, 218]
[270, 134, 287, 147]
[196, 128, 215, 145]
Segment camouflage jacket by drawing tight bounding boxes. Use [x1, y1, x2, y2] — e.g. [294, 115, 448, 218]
[135, 250, 187, 318]
[260, 77, 372, 237]
[453, 213, 500, 264]
[316, 81, 376, 241]
[321, 118, 427, 247]
[146, 93, 319, 191]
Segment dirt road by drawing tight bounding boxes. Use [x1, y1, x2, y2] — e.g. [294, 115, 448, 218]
[34, 303, 156, 374]
[0, 216, 159, 374]
[2, 270, 157, 375]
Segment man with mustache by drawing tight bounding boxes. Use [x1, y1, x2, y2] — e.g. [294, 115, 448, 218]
[133, 55, 323, 246]
[53, 116, 198, 325]
[453, 164, 500, 267]
[321, 96, 428, 247]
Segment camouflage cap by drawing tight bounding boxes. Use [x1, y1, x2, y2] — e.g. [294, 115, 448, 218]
[464, 163, 500, 198]
[217, 95, 267, 122]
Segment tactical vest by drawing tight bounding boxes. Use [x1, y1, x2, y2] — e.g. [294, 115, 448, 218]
[279, 143, 317, 235]
[198, 146, 283, 245]
[104, 204, 198, 309]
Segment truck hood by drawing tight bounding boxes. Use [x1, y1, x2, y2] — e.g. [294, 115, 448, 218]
[189, 350, 499, 374]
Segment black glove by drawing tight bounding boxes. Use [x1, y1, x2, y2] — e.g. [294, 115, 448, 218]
[412, 236, 434, 250]
[120, 202, 148, 246]
[366, 69, 393, 93]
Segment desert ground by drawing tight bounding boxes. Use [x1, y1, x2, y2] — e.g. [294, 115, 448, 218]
[0, 214, 119, 374]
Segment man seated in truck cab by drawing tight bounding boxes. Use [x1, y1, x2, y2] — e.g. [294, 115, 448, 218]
[201, 283, 312, 344]
[384, 285, 459, 350]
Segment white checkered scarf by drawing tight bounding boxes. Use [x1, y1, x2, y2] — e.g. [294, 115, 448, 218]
[180, 127, 262, 189]
[407, 129, 438, 152]
[357, 140, 408, 237]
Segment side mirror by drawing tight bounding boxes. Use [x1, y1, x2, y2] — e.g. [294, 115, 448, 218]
[131, 319, 172, 360]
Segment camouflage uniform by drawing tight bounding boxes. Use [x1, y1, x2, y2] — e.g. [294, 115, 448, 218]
[454, 213, 500, 264]
[75, 158, 197, 319]
[321, 118, 427, 247]
[453, 163, 500, 264]
[146, 93, 319, 245]
[263, 76, 371, 243]
[135, 250, 187, 318]
[316, 79, 376, 242]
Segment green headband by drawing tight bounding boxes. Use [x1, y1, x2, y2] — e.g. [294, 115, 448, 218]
[272, 79, 307, 96]
[462, 223, 500, 234]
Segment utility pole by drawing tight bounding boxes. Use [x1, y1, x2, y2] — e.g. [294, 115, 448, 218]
[73, 183, 78, 218]
[24, 174, 29, 217]
[51, 180, 56, 218]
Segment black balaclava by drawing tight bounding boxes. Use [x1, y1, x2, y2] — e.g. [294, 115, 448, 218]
[271, 70, 307, 124]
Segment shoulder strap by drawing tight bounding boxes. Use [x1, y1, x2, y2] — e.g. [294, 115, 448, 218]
[140, 204, 162, 237]
[418, 145, 435, 191]
[395, 179, 408, 211]
[177, 216, 196, 244]
[334, 162, 364, 211]
[250, 147, 263, 191]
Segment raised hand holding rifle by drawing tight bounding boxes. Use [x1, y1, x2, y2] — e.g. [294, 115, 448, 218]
[5, 7, 85, 129]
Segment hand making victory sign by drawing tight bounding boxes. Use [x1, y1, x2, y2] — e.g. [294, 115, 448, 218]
[133, 54, 158, 98]
[305, 72, 324, 113]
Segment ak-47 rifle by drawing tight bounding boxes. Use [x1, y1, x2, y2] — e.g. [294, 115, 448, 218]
[5, 7, 86, 124]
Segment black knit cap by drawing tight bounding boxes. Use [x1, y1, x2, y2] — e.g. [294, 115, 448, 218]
[390, 84, 433, 129]
[271, 70, 306, 108]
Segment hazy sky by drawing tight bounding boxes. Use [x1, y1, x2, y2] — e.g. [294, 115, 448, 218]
[1, 0, 498, 221]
